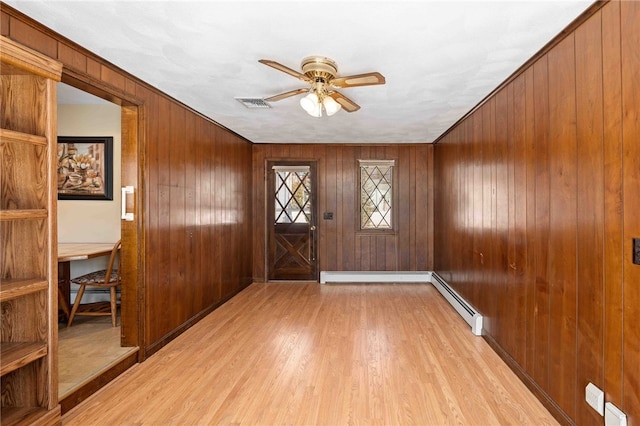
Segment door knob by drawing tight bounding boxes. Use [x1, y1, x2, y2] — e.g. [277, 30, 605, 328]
[310, 225, 317, 231]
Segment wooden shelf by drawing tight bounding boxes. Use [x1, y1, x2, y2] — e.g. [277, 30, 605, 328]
[0, 278, 48, 302]
[0, 342, 48, 377]
[0, 209, 48, 221]
[0, 128, 47, 146]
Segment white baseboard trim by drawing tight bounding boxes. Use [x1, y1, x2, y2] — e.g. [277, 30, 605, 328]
[319, 270, 432, 284]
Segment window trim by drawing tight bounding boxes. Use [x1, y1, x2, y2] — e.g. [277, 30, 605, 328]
[356, 159, 397, 234]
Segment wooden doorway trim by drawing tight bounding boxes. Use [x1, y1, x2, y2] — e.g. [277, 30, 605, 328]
[120, 104, 143, 349]
[60, 72, 145, 354]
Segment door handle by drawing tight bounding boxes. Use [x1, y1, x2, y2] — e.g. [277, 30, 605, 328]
[309, 225, 317, 261]
[121, 186, 134, 221]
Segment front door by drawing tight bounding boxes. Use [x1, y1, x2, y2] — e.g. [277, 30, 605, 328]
[267, 162, 318, 280]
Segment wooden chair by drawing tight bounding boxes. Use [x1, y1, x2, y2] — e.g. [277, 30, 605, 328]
[67, 240, 121, 327]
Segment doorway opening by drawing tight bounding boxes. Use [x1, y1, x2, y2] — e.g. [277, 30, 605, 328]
[55, 80, 143, 412]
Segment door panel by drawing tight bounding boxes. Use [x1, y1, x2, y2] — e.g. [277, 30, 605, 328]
[268, 162, 317, 280]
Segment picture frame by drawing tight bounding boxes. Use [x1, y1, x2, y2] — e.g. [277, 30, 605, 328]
[57, 136, 113, 200]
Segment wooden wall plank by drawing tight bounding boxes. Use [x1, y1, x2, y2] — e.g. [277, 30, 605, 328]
[494, 89, 509, 352]
[251, 145, 265, 282]
[479, 102, 494, 335]
[505, 82, 518, 360]
[471, 110, 483, 308]
[575, 11, 605, 426]
[325, 146, 338, 271]
[342, 145, 356, 270]
[601, 0, 624, 407]
[335, 147, 344, 269]
[620, 0, 640, 418]
[398, 146, 411, 271]
[415, 144, 433, 270]
[532, 55, 551, 392]
[523, 66, 536, 377]
[511, 74, 527, 368]
[546, 34, 577, 418]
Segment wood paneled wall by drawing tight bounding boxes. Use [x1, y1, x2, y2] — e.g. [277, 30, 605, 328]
[252, 144, 434, 281]
[433, 2, 639, 425]
[1, 4, 254, 357]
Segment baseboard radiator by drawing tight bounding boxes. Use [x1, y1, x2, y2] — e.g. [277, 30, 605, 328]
[320, 270, 483, 336]
[319, 271, 432, 284]
[429, 272, 483, 336]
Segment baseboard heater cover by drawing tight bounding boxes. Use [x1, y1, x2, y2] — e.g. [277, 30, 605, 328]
[429, 272, 483, 336]
[319, 271, 432, 284]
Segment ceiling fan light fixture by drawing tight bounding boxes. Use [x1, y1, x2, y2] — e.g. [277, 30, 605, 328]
[323, 95, 342, 116]
[300, 92, 319, 114]
[309, 102, 322, 118]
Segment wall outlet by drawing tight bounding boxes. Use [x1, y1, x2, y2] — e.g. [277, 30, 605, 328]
[585, 383, 604, 415]
[605, 402, 627, 426]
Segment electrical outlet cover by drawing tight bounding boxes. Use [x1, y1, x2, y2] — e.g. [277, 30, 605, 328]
[585, 383, 604, 416]
[605, 402, 627, 426]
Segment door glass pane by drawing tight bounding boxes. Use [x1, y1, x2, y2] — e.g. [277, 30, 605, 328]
[274, 167, 311, 224]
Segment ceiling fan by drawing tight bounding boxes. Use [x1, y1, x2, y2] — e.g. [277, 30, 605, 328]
[259, 56, 385, 117]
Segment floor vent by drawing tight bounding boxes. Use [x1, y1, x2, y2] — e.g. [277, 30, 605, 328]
[235, 97, 271, 109]
[429, 272, 483, 336]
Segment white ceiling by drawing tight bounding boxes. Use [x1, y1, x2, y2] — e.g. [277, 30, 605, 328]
[7, 0, 593, 144]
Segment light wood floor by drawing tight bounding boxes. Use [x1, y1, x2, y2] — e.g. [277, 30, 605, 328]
[59, 314, 138, 397]
[63, 282, 557, 425]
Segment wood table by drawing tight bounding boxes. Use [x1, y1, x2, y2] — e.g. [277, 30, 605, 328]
[58, 243, 115, 321]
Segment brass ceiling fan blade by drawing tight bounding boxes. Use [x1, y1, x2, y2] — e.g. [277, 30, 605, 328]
[329, 91, 361, 113]
[331, 72, 386, 88]
[259, 59, 310, 82]
[264, 88, 308, 102]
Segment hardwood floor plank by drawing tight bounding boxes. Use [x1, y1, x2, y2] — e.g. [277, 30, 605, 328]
[63, 283, 557, 425]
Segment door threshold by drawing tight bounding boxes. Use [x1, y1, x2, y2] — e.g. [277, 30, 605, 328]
[60, 348, 138, 415]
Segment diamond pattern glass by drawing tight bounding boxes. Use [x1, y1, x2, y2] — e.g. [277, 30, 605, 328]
[360, 163, 393, 229]
[274, 170, 311, 224]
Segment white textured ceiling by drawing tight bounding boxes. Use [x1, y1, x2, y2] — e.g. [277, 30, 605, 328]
[6, 0, 593, 143]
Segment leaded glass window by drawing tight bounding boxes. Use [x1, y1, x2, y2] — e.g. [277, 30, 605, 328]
[359, 160, 394, 230]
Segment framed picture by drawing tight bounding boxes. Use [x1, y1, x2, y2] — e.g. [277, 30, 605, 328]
[57, 136, 113, 200]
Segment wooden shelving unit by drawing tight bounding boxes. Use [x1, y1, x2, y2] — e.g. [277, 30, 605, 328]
[1, 35, 62, 425]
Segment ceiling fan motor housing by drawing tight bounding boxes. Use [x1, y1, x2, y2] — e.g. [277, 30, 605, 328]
[301, 56, 338, 83]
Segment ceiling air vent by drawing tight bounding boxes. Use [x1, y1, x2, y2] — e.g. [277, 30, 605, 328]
[235, 97, 271, 109]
